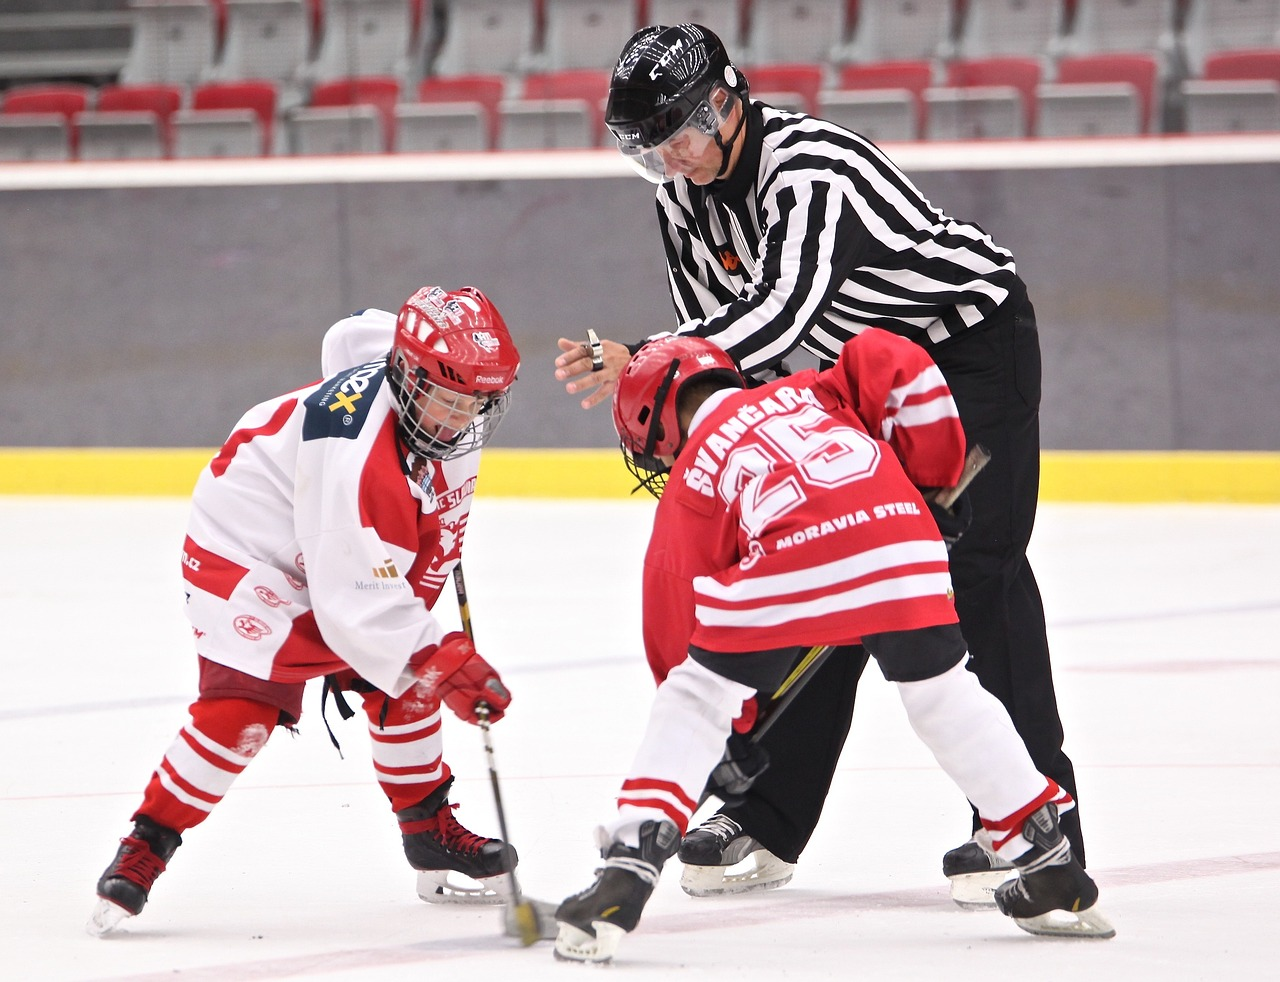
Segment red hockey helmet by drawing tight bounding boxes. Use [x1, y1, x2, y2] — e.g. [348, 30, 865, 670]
[612, 335, 742, 496]
[388, 286, 520, 460]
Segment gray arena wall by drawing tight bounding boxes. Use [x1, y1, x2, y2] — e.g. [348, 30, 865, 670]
[1, 139, 1278, 455]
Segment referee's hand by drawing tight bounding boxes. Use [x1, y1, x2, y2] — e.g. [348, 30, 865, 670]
[554, 335, 631, 410]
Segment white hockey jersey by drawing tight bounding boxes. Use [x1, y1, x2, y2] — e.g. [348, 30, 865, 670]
[181, 309, 477, 698]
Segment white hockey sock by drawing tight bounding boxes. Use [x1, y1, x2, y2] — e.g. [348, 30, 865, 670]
[605, 659, 755, 845]
[895, 660, 1049, 838]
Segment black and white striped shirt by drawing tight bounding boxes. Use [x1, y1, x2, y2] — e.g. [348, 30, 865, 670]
[656, 101, 1023, 376]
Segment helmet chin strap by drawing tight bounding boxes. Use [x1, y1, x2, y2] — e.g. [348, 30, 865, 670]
[713, 105, 746, 180]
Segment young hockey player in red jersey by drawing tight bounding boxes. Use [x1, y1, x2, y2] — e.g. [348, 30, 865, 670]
[89, 286, 522, 936]
[553, 331, 1113, 963]
[557, 23, 1089, 910]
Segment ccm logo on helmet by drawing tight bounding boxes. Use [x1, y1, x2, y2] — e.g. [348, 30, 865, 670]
[651, 37, 684, 79]
[472, 330, 500, 352]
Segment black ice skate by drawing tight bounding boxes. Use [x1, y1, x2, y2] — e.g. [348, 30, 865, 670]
[994, 803, 1115, 939]
[554, 819, 681, 964]
[87, 816, 182, 936]
[942, 829, 1016, 909]
[678, 812, 795, 897]
[399, 779, 517, 905]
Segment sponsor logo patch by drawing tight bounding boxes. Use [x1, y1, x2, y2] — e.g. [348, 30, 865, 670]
[302, 360, 385, 441]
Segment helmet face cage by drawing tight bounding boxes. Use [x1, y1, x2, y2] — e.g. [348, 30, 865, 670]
[387, 286, 519, 461]
[621, 445, 670, 498]
[388, 354, 510, 461]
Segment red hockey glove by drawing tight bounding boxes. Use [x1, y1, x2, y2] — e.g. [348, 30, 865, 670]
[412, 632, 511, 724]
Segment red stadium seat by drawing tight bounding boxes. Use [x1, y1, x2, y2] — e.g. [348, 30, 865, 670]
[748, 63, 827, 116]
[1203, 48, 1280, 84]
[1, 83, 93, 154]
[308, 76, 401, 151]
[416, 73, 508, 149]
[1055, 53, 1160, 133]
[95, 83, 185, 153]
[945, 57, 1044, 134]
[189, 80, 279, 154]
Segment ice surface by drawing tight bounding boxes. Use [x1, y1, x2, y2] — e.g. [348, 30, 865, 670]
[2, 497, 1277, 980]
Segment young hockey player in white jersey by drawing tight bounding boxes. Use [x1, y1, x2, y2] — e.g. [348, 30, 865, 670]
[552, 333, 1113, 963]
[89, 286, 522, 936]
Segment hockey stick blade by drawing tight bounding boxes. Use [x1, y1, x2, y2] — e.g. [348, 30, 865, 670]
[500, 895, 560, 943]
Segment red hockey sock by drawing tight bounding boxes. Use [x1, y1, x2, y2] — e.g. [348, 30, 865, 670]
[360, 687, 452, 813]
[135, 697, 278, 833]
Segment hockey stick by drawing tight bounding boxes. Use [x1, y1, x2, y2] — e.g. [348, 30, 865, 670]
[932, 444, 992, 509]
[451, 562, 553, 945]
[697, 448, 991, 807]
[697, 643, 836, 810]
[748, 643, 836, 745]
[744, 449, 989, 749]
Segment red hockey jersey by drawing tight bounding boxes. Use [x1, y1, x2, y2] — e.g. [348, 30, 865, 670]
[641, 328, 966, 687]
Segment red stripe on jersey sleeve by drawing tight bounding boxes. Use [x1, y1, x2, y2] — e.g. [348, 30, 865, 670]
[210, 398, 298, 478]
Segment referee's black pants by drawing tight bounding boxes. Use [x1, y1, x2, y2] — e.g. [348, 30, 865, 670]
[717, 287, 1085, 868]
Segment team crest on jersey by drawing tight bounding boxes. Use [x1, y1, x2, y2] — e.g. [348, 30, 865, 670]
[253, 585, 291, 608]
[233, 615, 272, 641]
[302, 360, 385, 441]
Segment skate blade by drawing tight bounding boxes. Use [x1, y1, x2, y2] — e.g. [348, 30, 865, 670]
[499, 896, 559, 943]
[680, 851, 795, 897]
[1014, 904, 1116, 940]
[86, 898, 131, 937]
[553, 921, 626, 963]
[417, 869, 510, 906]
[948, 868, 1018, 910]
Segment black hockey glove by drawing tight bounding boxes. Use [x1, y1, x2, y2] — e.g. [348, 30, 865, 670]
[927, 489, 973, 552]
[703, 732, 771, 808]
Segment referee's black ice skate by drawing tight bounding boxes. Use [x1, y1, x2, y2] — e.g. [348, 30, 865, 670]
[678, 811, 795, 896]
[87, 815, 182, 936]
[942, 829, 1016, 909]
[399, 778, 518, 905]
[994, 803, 1115, 939]
[554, 819, 681, 963]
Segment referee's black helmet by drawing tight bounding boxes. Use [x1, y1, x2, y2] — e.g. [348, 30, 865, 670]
[604, 23, 749, 151]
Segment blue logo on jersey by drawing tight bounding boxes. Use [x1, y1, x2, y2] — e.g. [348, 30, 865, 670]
[302, 360, 386, 441]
